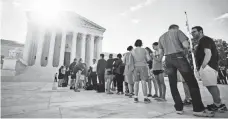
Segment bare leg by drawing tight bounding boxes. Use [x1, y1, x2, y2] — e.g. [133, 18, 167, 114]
[142, 80, 148, 96]
[159, 73, 166, 99]
[134, 81, 139, 97]
[148, 80, 152, 95]
[152, 79, 158, 96]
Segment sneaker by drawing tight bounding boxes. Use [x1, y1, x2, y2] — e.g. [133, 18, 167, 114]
[107, 92, 114, 94]
[152, 94, 158, 98]
[74, 89, 80, 92]
[193, 110, 214, 117]
[176, 110, 184, 115]
[207, 104, 218, 111]
[218, 104, 228, 113]
[147, 94, 152, 97]
[144, 98, 151, 104]
[157, 98, 167, 102]
[134, 98, 139, 103]
[129, 93, 134, 98]
[183, 99, 192, 106]
[125, 93, 130, 96]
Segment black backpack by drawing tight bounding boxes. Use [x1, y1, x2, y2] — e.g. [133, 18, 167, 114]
[118, 63, 125, 75]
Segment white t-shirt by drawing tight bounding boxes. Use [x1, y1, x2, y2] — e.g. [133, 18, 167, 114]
[91, 63, 97, 72]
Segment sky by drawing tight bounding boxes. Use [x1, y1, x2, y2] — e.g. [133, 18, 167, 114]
[1, 0, 228, 54]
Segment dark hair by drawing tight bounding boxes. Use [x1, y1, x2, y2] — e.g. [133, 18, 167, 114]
[153, 42, 158, 46]
[117, 53, 122, 59]
[169, 24, 179, 30]
[100, 54, 104, 58]
[192, 26, 204, 34]
[134, 39, 142, 47]
[74, 58, 77, 62]
[145, 47, 153, 54]
[127, 46, 133, 51]
[109, 54, 113, 58]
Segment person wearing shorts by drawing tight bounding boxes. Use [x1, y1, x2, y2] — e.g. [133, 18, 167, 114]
[105, 54, 115, 94]
[151, 42, 166, 101]
[130, 39, 151, 103]
[193, 26, 227, 112]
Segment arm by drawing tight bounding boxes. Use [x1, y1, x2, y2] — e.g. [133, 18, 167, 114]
[201, 48, 212, 69]
[96, 60, 100, 73]
[177, 30, 190, 49]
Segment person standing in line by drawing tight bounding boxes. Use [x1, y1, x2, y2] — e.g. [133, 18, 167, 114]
[58, 66, 65, 87]
[192, 26, 227, 112]
[97, 54, 107, 92]
[130, 39, 151, 103]
[90, 59, 98, 90]
[158, 24, 213, 117]
[111, 58, 119, 91]
[105, 54, 115, 94]
[69, 58, 77, 89]
[113, 54, 125, 94]
[145, 47, 155, 98]
[73, 58, 84, 92]
[123, 46, 135, 97]
[151, 42, 166, 101]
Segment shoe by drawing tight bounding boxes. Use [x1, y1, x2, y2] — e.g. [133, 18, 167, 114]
[183, 99, 192, 106]
[147, 94, 152, 97]
[125, 93, 130, 96]
[217, 104, 228, 113]
[74, 89, 80, 92]
[157, 98, 167, 102]
[116, 92, 120, 95]
[129, 93, 134, 98]
[193, 109, 214, 117]
[134, 98, 139, 103]
[107, 92, 114, 94]
[144, 98, 151, 104]
[176, 110, 184, 115]
[120, 92, 124, 95]
[152, 94, 158, 98]
[70, 87, 73, 90]
[207, 104, 228, 113]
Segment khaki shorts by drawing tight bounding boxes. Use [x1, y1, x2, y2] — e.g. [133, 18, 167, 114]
[125, 72, 134, 84]
[133, 66, 149, 82]
[199, 65, 218, 86]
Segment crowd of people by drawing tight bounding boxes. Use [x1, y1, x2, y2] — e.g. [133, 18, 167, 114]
[55, 24, 227, 117]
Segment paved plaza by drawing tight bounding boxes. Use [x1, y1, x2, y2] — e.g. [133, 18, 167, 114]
[1, 77, 228, 118]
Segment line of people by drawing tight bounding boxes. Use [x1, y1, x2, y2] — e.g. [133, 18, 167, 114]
[55, 24, 227, 117]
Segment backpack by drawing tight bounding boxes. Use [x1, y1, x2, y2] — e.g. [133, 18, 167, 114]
[118, 62, 125, 75]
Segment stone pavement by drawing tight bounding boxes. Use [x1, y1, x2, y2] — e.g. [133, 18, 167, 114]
[1, 78, 228, 118]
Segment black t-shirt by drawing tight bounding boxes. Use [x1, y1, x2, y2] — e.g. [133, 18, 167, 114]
[195, 36, 219, 71]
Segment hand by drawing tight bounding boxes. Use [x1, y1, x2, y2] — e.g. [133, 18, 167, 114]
[201, 64, 207, 69]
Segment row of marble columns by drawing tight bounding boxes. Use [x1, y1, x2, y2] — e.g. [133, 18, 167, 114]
[23, 28, 103, 68]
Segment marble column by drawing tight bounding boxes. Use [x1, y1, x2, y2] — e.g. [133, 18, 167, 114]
[47, 31, 56, 67]
[59, 32, 67, 66]
[96, 36, 103, 60]
[23, 27, 32, 64]
[35, 30, 45, 66]
[70, 32, 78, 63]
[89, 35, 95, 67]
[80, 33, 86, 62]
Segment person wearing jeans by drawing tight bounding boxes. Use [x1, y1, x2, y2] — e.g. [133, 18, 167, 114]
[97, 54, 107, 92]
[158, 24, 213, 117]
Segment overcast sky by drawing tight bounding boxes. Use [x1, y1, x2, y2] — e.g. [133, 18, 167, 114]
[1, 0, 228, 53]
